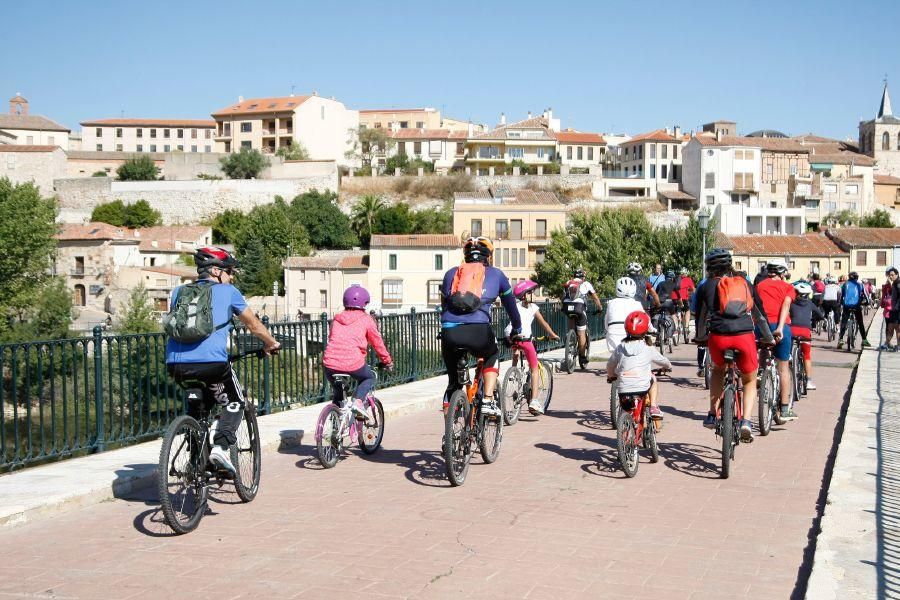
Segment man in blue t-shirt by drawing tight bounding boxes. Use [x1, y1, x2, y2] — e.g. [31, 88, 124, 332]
[440, 237, 521, 416]
[166, 247, 280, 474]
[837, 271, 870, 349]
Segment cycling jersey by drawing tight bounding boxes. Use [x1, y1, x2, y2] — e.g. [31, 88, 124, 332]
[604, 297, 645, 352]
[629, 275, 655, 309]
[790, 297, 823, 329]
[440, 265, 521, 329]
[676, 276, 696, 302]
[564, 279, 596, 304]
[823, 283, 841, 302]
[504, 301, 540, 338]
[756, 278, 797, 324]
[841, 280, 865, 307]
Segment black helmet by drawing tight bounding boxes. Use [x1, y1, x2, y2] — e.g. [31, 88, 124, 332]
[665, 269, 676, 279]
[463, 236, 493, 264]
[574, 267, 586, 279]
[194, 246, 239, 272]
[704, 248, 732, 274]
[849, 271, 859, 280]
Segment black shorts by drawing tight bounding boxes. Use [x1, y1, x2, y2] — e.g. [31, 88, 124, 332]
[888, 312, 900, 325]
[440, 323, 500, 388]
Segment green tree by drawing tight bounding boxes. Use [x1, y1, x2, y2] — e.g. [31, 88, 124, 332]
[410, 202, 453, 234]
[373, 202, 414, 235]
[91, 199, 127, 226]
[345, 126, 395, 168]
[119, 284, 159, 334]
[289, 189, 357, 249]
[403, 158, 435, 175]
[822, 209, 859, 228]
[860, 208, 894, 228]
[206, 209, 247, 244]
[0, 178, 61, 337]
[235, 237, 284, 298]
[220, 148, 270, 179]
[275, 140, 310, 160]
[383, 153, 409, 175]
[3, 278, 73, 342]
[350, 194, 385, 245]
[123, 199, 162, 227]
[116, 156, 158, 181]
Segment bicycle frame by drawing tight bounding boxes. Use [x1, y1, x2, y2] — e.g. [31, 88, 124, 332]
[314, 374, 379, 446]
[718, 362, 744, 423]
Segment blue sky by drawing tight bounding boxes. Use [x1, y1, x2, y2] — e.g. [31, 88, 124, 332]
[3, 0, 898, 140]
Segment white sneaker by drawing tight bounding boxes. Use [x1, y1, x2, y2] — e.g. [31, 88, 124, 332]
[209, 445, 236, 475]
[806, 379, 816, 390]
[480, 397, 501, 417]
[351, 399, 368, 420]
[528, 399, 544, 415]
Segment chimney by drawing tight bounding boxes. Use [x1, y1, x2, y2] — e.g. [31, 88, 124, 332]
[527, 111, 532, 119]
[716, 131, 722, 142]
[312, 90, 318, 96]
[500, 112, 506, 125]
[238, 95, 244, 102]
[542, 109, 548, 119]
[467, 122, 474, 137]
[674, 125, 682, 138]
[547, 107, 553, 121]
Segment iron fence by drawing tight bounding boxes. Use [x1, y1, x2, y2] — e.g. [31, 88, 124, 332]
[0, 302, 604, 472]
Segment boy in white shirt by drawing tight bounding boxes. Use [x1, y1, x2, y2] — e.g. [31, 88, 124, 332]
[605, 277, 652, 352]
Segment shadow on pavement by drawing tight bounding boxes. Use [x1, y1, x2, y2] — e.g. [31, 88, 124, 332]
[657, 441, 720, 479]
[359, 447, 451, 488]
[534, 440, 625, 479]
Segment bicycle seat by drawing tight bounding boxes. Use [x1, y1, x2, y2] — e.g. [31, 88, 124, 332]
[618, 391, 645, 410]
[332, 374, 353, 391]
[793, 336, 811, 343]
[723, 349, 739, 362]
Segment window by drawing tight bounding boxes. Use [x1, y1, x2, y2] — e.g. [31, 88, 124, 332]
[470, 219, 482, 237]
[427, 280, 441, 305]
[374, 122, 381, 128]
[298, 290, 306, 307]
[509, 147, 524, 158]
[824, 183, 838, 194]
[320, 290, 327, 308]
[177, 145, 183, 151]
[240, 122, 252, 133]
[536, 248, 546, 263]
[824, 201, 837, 211]
[510, 220, 522, 240]
[48, 136, 55, 145]
[241, 141, 251, 149]
[733, 172, 754, 189]
[704, 172, 715, 188]
[191, 145, 197, 152]
[511, 247, 518, 267]
[577, 147, 583, 160]
[388, 254, 398, 270]
[414, 141, 422, 155]
[25, 135, 34, 144]
[661, 144, 668, 159]
[706, 195, 715, 205]
[650, 164, 656, 178]
[649, 144, 656, 159]
[116, 144, 123, 152]
[857, 251, 867, 266]
[638, 164, 643, 175]
[74, 285, 86, 307]
[299, 270, 306, 280]
[163, 129, 170, 138]
[223, 124, 231, 136]
[661, 164, 668, 179]
[834, 260, 842, 271]
[478, 146, 500, 159]
[810, 261, 820, 273]
[672, 165, 680, 181]
[845, 184, 859, 195]
[567, 146, 573, 160]
[638, 145, 643, 159]
[758, 260, 767, 272]
[205, 129, 211, 139]
[430, 254, 443, 272]
[878, 251, 888, 266]
[95, 128, 102, 137]
[164, 144, 171, 152]
[735, 261, 743, 271]
[177, 129, 183, 139]
[456, 142, 464, 156]
[588, 147, 594, 161]
[416, 121, 424, 128]
[136, 128, 143, 138]
[150, 129, 157, 138]
[136, 144, 143, 152]
[495, 220, 509, 240]
[191, 129, 197, 139]
[382, 280, 402, 306]
[520, 248, 526, 266]
[320, 270, 326, 280]
[884, 132, 891, 150]
[536, 219, 547, 239]
[74, 256, 85, 275]
[96, 144, 103, 151]
[399, 121, 408, 128]
[537, 147, 546, 159]
[503, 248, 510, 266]
[673, 145, 678, 159]
[204, 145, 211, 152]
[734, 150, 744, 160]
[150, 144, 157, 152]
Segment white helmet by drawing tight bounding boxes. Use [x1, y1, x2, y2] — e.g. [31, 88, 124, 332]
[615, 276, 637, 298]
[794, 282, 813, 297]
[626, 261, 642, 274]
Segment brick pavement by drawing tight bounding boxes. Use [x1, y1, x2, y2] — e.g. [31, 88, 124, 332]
[0, 337, 858, 599]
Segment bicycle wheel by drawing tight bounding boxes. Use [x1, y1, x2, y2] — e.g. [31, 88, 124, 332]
[538, 360, 554, 414]
[358, 397, 385, 454]
[616, 409, 639, 477]
[157, 415, 208, 535]
[609, 379, 619, 429]
[790, 347, 801, 407]
[672, 317, 680, 347]
[501, 367, 523, 426]
[479, 392, 503, 464]
[443, 390, 471, 486]
[316, 404, 342, 469]
[848, 318, 857, 351]
[564, 329, 577, 374]
[644, 410, 659, 464]
[657, 326, 666, 355]
[758, 367, 776, 436]
[721, 385, 735, 479]
[232, 403, 261, 502]
[703, 353, 712, 391]
[683, 318, 691, 345]
[799, 357, 808, 396]
[827, 317, 835, 342]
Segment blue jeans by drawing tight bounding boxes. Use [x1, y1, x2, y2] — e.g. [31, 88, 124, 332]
[756, 323, 792, 361]
[324, 364, 375, 404]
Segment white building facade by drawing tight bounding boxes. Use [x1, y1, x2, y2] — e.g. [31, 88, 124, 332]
[80, 119, 217, 153]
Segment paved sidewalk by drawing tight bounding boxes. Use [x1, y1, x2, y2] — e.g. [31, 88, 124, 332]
[0, 336, 855, 599]
[807, 311, 897, 599]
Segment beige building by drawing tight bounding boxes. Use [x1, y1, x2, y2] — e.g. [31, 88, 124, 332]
[80, 119, 216, 153]
[0, 145, 66, 194]
[0, 94, 70, 150]
[466, 113, 560, 175]
[368, 234, 457, 312]
[859, 82, 900, 177]
[453, 189, 565, 287]
[556, 130, 607, 168]
[283, 251, 368, 318]
[722, 233, 849, 281]
[212, 93, 358, 165]
[358, 108, 483, 134]
[875, 174, 900, 208]
[385, 129, 467, 173]
[616, 127, 687, 198]
[827, 227, 900, 284]
[790, 149, 876, 227]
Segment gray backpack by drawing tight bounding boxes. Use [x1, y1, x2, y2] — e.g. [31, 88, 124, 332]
[163, 282, 228, 343]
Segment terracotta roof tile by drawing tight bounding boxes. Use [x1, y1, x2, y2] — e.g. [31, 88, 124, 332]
[283, 250, 368, 269]
[0, 114, 69, 132]
[506, 190, 561, 205]
[212, 96, 311, 117]
[474, 117, 556, 141]
[875, 175, 900, 185]
[56, 223, 132, 241]
[657, 189, 696, 201]
[624, 129, 685, 144]
[387, 128, 451, 140]
[807, 151, 875, 166]
[555, 131, 606, 144]
[370, 234, 458, 248]
[827, 228, 900, 249]
[0, 145, 58, 152]
[132, 226, 211, 252]
[454, 191, 494, 201]
[359, 108, 430, 114]
[727, 233, 847, 256]
[81, 118, 216, 128]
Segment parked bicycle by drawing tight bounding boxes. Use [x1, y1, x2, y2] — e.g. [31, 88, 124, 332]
[442, 351, 503, 486]
[500, 337, 555, 424]
[315, 364, 387, 469]
[157, 350, 262, 535]
[610, 369, 668, 478]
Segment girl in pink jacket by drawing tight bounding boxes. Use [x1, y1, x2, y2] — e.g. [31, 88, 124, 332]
[322, 285, 393, 416]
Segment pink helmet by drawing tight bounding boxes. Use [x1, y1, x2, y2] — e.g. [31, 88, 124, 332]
[513, 280, 539, 298]
[342, 285, 370, 309]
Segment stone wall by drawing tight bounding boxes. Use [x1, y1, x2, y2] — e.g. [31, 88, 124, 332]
[471, 173, 599, 192]
[54, 173, 339, 224]
[1, 148, 67, 195]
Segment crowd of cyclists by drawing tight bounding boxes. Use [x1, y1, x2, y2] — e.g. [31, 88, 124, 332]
[163, 236, 882, 483]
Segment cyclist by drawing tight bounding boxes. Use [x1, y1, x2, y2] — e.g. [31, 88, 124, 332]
[322, 285, 394, 419]
[652, 269, 679, 339]
[165, 247, 281, 475]
[821, 275, 842, 332]
[563, 267, 603, 365]
[440, 237, 521, 417]
[504, 280, 559, 415]
[626, 262, 661, 312]
[790, 282, 823, 391]
[838, 271, 871, 349]
[756, 259, 798, 422]
[694, 248, 766, 442]
[648, 263, 665, 289]
[605, 277, 648, 353]
[881, 267, 899, 351]
[606, 311, 671, 422]
[690, 275, 708, 377]
[676, 267, 696, 340]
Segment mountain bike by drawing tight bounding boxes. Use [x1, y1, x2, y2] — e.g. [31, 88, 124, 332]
[651, 308, 675, 355]
[670, 309, 682, 347]
[716, 349, 744, 479]
[315, 364, 387, 469]
[610, 369, 668, 478]
[562, 302, 592, 373]
[500, 337, 555, 424]
[790, 336, 809, 402]
[757, 343, 781, 436]
[825, 309, 836, 342]
[846, 310, 858, 351]
[442, 352, 503, 486]
[157, 350, 263, 535]
[702, 347, 712, 390]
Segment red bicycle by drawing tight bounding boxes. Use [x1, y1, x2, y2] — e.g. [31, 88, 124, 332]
[610, 369, 668, 478]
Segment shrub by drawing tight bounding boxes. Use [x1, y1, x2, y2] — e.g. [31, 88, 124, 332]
[220, 148, 270, 179]
[91, 171, 108, 177]
[116, 156, 158, 181]
[569, 167, 590, 174]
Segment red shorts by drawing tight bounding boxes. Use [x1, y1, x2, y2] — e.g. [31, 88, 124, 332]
[791, 326, 812, 360]
[514, 340, 539, 369]
[708, 332, 759, 374]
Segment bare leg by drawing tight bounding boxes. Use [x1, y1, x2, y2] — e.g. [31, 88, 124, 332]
[648, 378, 659, 408]
[484, 372, 498, 398]
[577, 329, 587, 354]
[709, 365, 725, 414]
[529, 366, 540, 401]
[741, 372, 757, 420]
[777, 359, 791, 406]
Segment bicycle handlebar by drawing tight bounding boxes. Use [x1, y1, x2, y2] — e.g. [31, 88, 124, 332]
[228, 348, 267, 362]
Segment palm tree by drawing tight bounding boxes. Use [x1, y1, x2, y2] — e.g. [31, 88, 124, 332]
[351, 194, 385, 245]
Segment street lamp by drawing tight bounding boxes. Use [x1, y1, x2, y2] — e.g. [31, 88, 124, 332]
[698, 208, 710, 278]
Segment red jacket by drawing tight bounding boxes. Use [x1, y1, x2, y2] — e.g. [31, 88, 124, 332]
[323, 310, 392, 372]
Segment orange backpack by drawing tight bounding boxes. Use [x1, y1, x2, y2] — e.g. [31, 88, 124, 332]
[717, 275, 754, 319]
[448, 262, 486, 314]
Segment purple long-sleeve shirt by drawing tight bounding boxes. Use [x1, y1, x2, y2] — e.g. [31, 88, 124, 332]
[440, 265, 522, 331]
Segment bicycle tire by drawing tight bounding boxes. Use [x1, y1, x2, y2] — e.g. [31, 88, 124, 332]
[758, 367, 775, 436]
[500, 367, 523, 426]
[645, 409, 660, 464]
[539, 360, 554, 413]
[616, 409, 639, 478]
[827, 317, 835, 342]
[233, 403, 261, 502]
[672, 316, 680, 347]
[609, 379, 619, 430]
[479, 392, 503, 464]
[848, 318, 857, 351]
[158, 415, 208, 535]
[358, 397, 385, 455]
[790, 346, 801, 408]
[443, 390, 471, 486]
[799, 358, 808, 397]
[683, 319, 691, 345]
[703, 354, 712, 391]
[316, 405, 342, 469]
[564, 330, 576, 374]
[721, 385, 735, 479]
[657, 325, 666, 355]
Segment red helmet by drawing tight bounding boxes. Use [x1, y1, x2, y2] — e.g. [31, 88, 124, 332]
[194, 246, 238, 272]
[624, 310, 650, 337]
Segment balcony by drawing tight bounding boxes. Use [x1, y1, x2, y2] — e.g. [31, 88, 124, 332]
[215, 130, 232, 140]
[602, 169, 643, 179]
